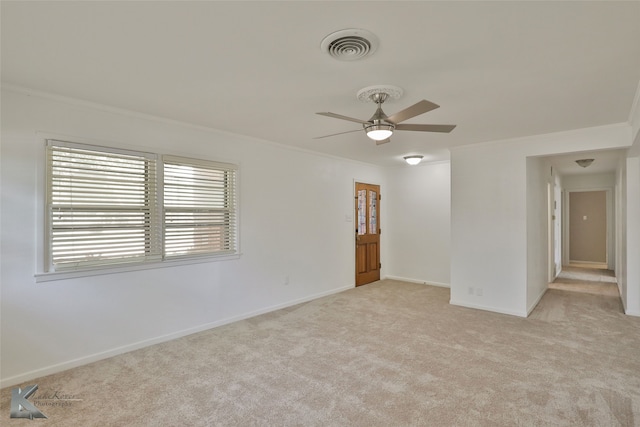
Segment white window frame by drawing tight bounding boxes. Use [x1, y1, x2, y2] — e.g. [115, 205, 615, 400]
[36, 139, 240, 282]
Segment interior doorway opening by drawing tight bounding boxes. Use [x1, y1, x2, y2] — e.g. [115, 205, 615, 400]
[355, 182, 381, 286]
[553, 185, 618, 299]
[568, 190, 607, 266]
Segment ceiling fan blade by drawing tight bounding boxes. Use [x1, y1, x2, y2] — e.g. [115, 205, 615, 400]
[313, 129, 363, 139]
[376, 138, 391, 145]
[395, 123, 457, 133]
[316, 112, 369, 125]
[386, 100, 440, 124]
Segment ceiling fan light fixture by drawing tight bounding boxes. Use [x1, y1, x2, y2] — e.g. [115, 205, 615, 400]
[404, 155, 423, 166]
[365, 123, 394, 141]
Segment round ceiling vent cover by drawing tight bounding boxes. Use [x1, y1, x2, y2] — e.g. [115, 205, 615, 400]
[320, 29, 379, 61]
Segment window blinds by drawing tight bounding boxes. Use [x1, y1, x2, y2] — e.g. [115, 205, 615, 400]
[45, 141, 238, 272]
[163, 156, 237, 258]
[46, 140, 160, 270]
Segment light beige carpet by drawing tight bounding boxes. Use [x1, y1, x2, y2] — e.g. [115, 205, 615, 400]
[2, 280, 639, 426]
[550, 265, 620, 297]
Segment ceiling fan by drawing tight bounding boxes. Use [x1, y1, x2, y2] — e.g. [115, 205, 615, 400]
[315, 85, 456, 145]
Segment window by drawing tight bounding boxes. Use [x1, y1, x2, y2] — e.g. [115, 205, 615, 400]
[45, 140, 238, 273]
[163, 156, 237, 259]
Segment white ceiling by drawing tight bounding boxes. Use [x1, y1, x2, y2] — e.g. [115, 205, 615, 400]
[2, 1, 640, 169]
[547, 148, 627, 176]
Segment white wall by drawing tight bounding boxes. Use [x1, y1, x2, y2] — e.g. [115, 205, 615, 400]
[526, 156, 550, 314]
[626, 154, 640, 316]
[624, 84, 640, 316]
[0, 88, 387, 386]
[562, 173, 616, 189]
[450, 124, 632, 317]
[553, 172, 562, 279]
[616, 158, 628, 310]
[385, 161, 451, 287]
[450, 146, 528, 316]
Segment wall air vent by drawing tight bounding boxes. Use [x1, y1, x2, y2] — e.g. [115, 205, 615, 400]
[320, 29, 379, 61]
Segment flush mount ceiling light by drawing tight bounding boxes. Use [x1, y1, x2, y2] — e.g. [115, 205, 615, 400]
[404, 155, 424, 166]
[575, 159, 594, 168]
[320, 29, 379, 61]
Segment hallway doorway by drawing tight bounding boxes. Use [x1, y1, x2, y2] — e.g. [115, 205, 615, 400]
[568, 190, 607, 265]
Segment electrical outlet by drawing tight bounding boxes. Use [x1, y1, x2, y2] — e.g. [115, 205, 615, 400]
[476, 288, 483, 296]
[468, 287, 474, 295]
[284, 275, 290, 286]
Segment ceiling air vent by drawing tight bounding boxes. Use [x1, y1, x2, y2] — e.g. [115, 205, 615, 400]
[320, 29, 379, 61]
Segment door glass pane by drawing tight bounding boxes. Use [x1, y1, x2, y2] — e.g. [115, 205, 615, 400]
[369, 190, 377, 234]
[357, 189, 367, 235]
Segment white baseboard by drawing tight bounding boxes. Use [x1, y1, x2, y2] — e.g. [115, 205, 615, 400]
[449, 299, 527, 318]
[0, 284, 353, 389]
[568, 260, 608, 268]
[384, 275, 450, 288]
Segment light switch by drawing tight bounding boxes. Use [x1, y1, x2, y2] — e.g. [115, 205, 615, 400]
[583, 215, 587, 220]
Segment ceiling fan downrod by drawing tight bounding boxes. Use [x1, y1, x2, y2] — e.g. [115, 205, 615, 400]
[364, 92, 395, 140]
[367, 92, 392, 124]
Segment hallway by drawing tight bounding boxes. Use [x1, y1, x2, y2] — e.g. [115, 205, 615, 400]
[549, 264, 619, 298]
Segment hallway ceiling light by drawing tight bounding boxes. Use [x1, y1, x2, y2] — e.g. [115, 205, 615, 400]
[575, 159, 594, 168]
[404, 155, 423, 166]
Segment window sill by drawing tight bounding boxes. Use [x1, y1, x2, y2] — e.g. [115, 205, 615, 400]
[34, 253, 242, 283]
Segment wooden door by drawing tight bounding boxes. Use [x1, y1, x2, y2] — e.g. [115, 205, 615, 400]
[355, 182, 380, 286]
